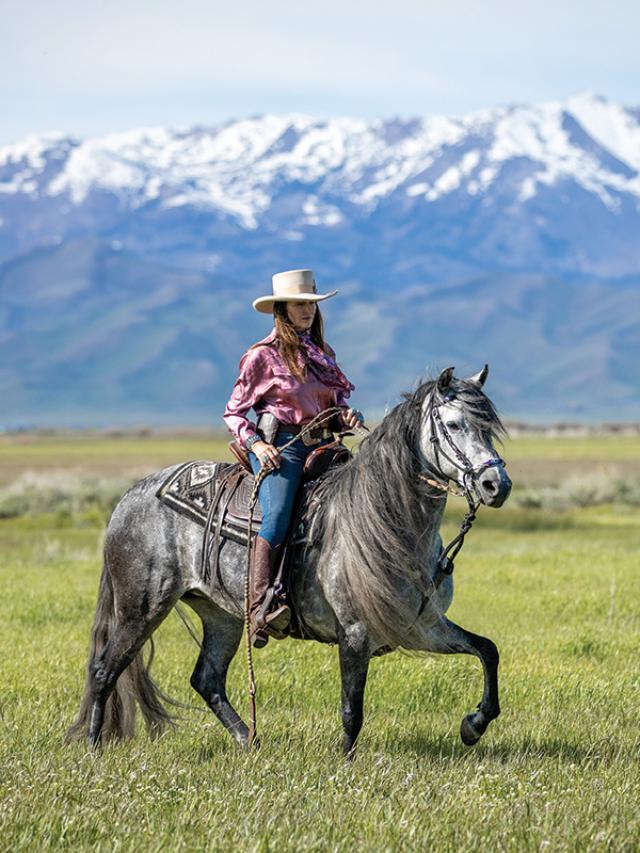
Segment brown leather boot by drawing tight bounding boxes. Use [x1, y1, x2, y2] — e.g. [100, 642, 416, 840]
[249, 536, 291, 647]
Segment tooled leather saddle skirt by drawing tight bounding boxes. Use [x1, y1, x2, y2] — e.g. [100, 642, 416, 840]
[157, 461, 262, 547]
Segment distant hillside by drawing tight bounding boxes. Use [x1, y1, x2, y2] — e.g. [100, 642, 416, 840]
[1, 93, 639, 425]
[2, 236, 639, 426]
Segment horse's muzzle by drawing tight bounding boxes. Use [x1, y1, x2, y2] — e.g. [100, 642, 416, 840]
[475, 465, 512, 508]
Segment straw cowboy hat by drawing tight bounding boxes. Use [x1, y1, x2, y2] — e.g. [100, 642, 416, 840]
[252, 269, 338, 314]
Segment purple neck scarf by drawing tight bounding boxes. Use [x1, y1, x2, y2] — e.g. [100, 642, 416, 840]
[297, 330, 355, 393]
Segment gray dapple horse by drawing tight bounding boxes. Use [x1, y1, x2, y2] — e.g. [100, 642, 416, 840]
[67, 366, 512, 756]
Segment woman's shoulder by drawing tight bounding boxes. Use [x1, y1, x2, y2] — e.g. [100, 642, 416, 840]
[251, 329, 278, 348]
[239, 330, 278, 367]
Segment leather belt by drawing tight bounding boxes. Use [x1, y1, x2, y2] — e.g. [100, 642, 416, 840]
[279, 423, 333, 445]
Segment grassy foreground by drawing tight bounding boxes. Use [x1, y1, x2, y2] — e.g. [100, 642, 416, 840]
[1, 435, 640, 851]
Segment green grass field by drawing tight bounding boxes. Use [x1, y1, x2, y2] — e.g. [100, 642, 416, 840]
[1, 434, 639, 852]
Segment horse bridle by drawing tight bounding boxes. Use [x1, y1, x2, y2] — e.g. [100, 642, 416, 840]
[428, 402, 506, 501]
[415, 400, 507, 586]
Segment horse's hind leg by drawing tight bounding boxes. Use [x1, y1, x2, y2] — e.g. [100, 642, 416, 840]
[185, 598, 250, 748]
[77, 555, 183, 746]
[86, 600, 179, 745]
[86, 620, 151, 744]
[423, 616, 500, 746]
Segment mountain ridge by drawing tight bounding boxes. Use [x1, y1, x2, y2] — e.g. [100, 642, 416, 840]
[1, 93, 639, 426]
[2, 92, 640, 281]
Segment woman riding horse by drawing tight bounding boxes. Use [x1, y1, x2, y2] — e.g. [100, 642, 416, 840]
[223, 269, 364, 647]
[67, 363, 512, 754]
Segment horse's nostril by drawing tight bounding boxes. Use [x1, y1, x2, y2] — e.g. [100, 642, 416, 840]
[482, 478, 497, 494]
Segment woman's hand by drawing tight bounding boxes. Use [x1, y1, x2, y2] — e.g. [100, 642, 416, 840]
[250, 440, 282, 470]
[342, 407, 365, 429]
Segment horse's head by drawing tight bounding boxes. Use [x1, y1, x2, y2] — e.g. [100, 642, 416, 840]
[418, 366, 512, 508]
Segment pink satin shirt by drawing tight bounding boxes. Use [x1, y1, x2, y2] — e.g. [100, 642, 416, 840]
[224, 330, 352, 446]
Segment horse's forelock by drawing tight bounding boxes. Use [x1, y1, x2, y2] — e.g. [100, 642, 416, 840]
[447, 377, 506, 442]
[343, 373, 504, 485]
[401, 374, 505, 443]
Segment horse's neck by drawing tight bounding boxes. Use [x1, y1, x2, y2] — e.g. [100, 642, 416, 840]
[360, 447, 449, 557]
[417, 491, 448, 557]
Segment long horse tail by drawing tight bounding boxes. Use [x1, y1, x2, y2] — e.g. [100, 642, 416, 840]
[66, 564, 174, 743]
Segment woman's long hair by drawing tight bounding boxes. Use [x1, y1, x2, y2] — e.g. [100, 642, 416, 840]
[271, 302, 328, 379]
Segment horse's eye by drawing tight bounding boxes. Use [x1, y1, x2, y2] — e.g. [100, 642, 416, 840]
[446, 421, 462, 432]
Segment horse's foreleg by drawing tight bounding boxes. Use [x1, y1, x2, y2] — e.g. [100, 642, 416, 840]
[423, 616, 500, 746]
[188, 608, 250, 748]
[338, 628, 372, 759]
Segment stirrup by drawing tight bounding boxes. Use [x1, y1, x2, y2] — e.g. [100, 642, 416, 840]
[264, 602, 291, 632]
[250, 617, 288, 648]
[254, 591, 291, 632]
[250, 604, 290, 647]
[260, 623, 289, 641]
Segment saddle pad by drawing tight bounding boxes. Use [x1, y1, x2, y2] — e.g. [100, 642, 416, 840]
[156, 460, 263, 531]
[156, 461, 222, 526]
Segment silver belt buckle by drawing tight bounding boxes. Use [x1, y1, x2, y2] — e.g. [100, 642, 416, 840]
[302, 431, 321, 446]
[302, 428, 331, 446]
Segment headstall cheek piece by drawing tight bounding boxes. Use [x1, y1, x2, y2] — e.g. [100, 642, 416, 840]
[429, 404, 505, 497]
[423, 402, 506, 581]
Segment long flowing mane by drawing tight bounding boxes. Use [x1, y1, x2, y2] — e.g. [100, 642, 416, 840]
[309, 375, 506, 649]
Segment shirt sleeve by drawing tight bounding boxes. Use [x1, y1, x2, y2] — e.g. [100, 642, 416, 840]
[335, 388, 351, 408]
[329, 344, 352, 409]
[223, 348, 269, 446]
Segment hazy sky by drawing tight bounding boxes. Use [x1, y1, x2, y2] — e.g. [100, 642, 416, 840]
[2, 0, 639, 145]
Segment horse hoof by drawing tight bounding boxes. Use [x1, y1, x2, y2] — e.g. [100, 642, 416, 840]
[460, 714, 483, 746]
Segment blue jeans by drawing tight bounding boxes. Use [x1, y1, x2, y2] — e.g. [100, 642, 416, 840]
[250, 432, 328, 547]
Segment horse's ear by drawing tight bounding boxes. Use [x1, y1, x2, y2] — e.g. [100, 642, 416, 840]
[469, 365, 489, 388]
[437, 367, 455, 396]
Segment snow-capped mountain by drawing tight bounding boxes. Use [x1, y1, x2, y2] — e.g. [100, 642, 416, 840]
[1, 93, 640, 426]
[1, 92, 639, 282]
